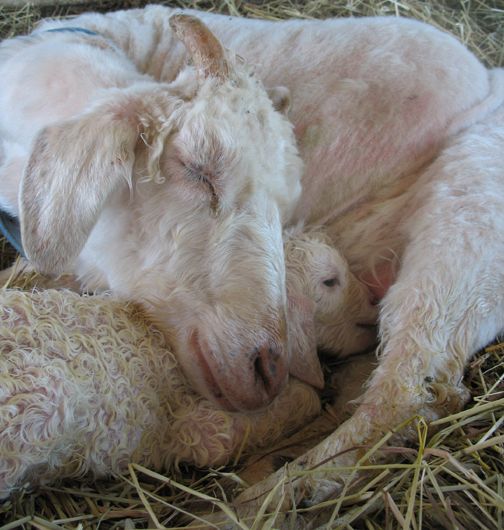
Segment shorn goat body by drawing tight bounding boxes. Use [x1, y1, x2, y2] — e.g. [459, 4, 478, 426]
[1, 5, 503, 511]
[0, 231, 376, 499]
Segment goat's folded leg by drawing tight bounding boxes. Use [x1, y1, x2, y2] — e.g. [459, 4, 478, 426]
[166, 378, 321, 470]
[224, 119, 504, 522]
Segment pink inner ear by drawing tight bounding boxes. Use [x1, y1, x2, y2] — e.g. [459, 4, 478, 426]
[360, 262, 396, 301]
[287, 294, 324, 390]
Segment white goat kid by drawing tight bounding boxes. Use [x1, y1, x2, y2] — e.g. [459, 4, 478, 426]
[0, 231, 376, 499]
[27, 6, 504, 512]
[285, 229, 377, 367]
[0, 15, 305, 413]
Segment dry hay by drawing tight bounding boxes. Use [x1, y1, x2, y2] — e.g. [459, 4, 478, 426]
[0, 1, 503, 528]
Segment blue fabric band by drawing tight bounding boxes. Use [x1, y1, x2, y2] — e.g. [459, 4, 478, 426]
[0, 210, 24, 256]
[44, 27, 99, 37]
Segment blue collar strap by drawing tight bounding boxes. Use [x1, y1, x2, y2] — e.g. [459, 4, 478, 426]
[0, 210, 24, 256]
[44, 27, 99, 37]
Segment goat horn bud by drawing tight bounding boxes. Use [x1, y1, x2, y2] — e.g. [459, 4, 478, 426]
[169, 14, 230, 81]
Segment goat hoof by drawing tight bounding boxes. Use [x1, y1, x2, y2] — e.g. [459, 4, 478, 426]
[297, 477, 344, 507]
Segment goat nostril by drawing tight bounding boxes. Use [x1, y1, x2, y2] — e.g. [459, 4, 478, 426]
[254, 354, 270, 390]
[356, 322, 377, 330]
[253, 345, 282, 392]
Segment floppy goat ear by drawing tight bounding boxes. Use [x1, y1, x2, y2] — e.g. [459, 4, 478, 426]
[20, 88, 178, 275]
[267, 86, 292, 114]
[287, 294, 325, 390]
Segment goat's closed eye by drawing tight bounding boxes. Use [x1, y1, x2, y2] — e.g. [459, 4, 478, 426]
[183, 162, 207, 182]
[181, 160, 220, 213]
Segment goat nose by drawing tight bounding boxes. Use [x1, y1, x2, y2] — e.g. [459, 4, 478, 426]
[253, 342, 288, 400]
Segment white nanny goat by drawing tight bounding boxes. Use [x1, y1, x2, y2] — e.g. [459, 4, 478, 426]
[2, 5, 504, 511]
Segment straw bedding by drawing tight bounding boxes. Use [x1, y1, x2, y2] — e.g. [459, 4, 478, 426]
[0, 1, 503, 528]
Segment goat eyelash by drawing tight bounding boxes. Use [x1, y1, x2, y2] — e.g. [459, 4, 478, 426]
[183, 163, 220, 215]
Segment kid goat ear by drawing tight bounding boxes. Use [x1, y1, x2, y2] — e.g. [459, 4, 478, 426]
[267, 86, 292, 114]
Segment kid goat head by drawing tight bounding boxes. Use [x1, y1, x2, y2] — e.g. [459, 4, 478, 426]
[10, 15, 304, 411]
